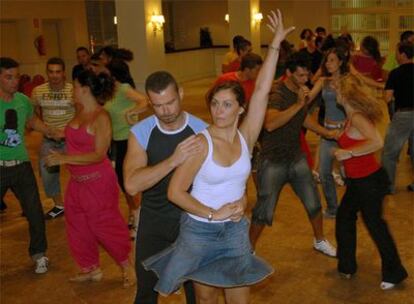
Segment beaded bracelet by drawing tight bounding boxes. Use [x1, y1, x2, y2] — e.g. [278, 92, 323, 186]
[268, 45, 280, 51]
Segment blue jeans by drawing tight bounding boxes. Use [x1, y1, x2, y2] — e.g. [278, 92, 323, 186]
[382, 110, 414, 193]
[252, 155, 322, 226]
[39, 138, 65, 198]
[319, 137, 339, 212]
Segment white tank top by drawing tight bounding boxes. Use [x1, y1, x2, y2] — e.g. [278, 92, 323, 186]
[189, 129, 251, 223]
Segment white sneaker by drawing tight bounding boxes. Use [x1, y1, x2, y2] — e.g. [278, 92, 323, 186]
[380, 281, 395, 290]
[313, 239, 336, 257]
[35, 256, 49, 274]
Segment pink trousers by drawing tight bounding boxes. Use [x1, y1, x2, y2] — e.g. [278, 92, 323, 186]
[65, 168, 131, 272]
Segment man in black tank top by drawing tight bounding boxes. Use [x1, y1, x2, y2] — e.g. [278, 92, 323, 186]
[124, 71, 207, 304]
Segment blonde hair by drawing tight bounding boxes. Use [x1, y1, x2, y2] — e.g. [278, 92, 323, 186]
[338, 73, 383, 123]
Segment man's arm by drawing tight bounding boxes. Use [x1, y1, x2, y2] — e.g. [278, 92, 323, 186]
[264, 86, 308, 132]
[123, 133, 202, 196]
[303, 114, 337, 139]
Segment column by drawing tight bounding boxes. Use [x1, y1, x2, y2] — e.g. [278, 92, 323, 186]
[228, 0, 261, 53]
[115, 0, 166, 90]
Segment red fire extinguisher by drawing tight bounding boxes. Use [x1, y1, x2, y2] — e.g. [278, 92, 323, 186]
[34, 35, 46, 56]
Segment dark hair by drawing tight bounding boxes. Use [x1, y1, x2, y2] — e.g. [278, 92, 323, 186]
[398, 42, 414, 59]
[106, 59, 135, 87]
[236, 39, 252, 55]
[232, 35, 245, 48]
[240, 53, 263, 70]
[320, 47, 350, 76]
[77, 70, 115, 104]
[400, 30, 414, 43]
[315, 27, 326, 34]
[285, 52, 311, 73]
[47, 57, 65, 71]
[98, 46, 133, 62]
[0, 57, 19, 73]
[90, 53, 101, 61]
[145, 71, 179, 94]
[206, 80, 245, 108]
[361, 36, 382, 64]
[76, 47, 90, 54]
[300, 28, 313, 40]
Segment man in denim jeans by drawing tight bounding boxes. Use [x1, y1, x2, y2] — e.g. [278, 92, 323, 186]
[249, 52, 337, 257]
[0, 57, 48, 273]
[382, 43, 414, 193]
[32, 57, 75, 219]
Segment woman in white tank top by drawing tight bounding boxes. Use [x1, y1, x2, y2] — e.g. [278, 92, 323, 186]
[143, 10, 295, 304]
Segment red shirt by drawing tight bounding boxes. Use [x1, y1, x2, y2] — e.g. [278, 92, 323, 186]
[215, 72, 255, 104]
[352, 54, 383, 81]
[337, 131, 380, 178]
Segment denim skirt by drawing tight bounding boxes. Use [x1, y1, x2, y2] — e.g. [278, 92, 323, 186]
[143, 213, 274, 295]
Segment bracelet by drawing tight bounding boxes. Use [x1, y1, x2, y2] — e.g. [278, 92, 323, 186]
[349, 150, 354, 157]
[268, 45, 280, 52]
[207, 208, 214, 222]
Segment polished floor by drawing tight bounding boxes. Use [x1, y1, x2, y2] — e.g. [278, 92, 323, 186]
[1, 77, 413, 304]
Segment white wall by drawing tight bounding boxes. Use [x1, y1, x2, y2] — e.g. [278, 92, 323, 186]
[0, 0, 89, 77]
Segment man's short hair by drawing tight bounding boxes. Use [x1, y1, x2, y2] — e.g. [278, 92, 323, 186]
[76, 46, 90, 54]
[46, 57, 65, 71]
[240, 53, 263, 71]
[315, 26, 326, 34]
[398, 42, 414, 59]
[145, 71, 179, 94]
[0, 57, 19, 73]
[400, 30, 414, 43]
[286, 52, 311, 73]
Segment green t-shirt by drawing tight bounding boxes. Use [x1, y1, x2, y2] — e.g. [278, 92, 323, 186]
[104, 83, 136, 141]
[0, 92, 33, 161]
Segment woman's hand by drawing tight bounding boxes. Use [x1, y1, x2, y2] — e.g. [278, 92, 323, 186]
[213, 203, 239, 221]
[333, 148, 352, 161]
[229, 194, 248, 222]
[45, 150, 66, 166]
[267, 9, 295, 47]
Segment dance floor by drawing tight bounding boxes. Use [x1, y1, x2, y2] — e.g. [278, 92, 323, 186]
[1, 77, 413, 303]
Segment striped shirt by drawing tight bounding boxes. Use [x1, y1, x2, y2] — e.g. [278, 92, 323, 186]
[32, 82, 75, 129]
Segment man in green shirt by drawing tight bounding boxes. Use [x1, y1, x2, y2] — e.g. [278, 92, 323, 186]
[0, 57, 49, 274]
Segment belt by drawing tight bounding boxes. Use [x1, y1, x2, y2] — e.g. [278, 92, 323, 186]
[396, 107, 413, 112]
[324, 122, 344, 129]
[0, 160, 24, 167]
[72, 171, 101, 183]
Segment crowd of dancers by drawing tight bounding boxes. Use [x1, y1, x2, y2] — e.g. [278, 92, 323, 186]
[0, 8, 412, 304]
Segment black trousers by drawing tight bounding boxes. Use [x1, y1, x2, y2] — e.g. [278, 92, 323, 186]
[0, 162, 47, 258]
[336, 168, 408, 283]
[134, 207, 195, 304]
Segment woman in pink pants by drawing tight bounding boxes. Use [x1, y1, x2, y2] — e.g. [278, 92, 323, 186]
[46, 70, 133, 287]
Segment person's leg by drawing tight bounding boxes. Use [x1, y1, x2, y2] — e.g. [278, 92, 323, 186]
[65, 180, 100, 273]
[358, 170, 408, 284]
[193, 282, 220, 304]
[318, 138, 338, 215]
[10, 163, 47, 259]
[224, 287, 250, 304]
[382, 112, 413, 193]
[336, 183, 359, 275]
[134, 208, 183, 304]
[39, 139, 64, 218]
[250, 159, 287, 250]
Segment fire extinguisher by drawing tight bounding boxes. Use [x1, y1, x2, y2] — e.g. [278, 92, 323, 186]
[34, 35, 46, 56]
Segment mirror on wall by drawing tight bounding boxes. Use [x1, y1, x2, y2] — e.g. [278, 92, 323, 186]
[162, 0, 228, 52]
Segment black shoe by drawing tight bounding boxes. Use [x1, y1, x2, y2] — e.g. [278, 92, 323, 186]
[407, 184, 414, 192]
[45, 206, 64, 219]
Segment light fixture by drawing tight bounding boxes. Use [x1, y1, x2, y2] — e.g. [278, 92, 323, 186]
[113, 16, 117, 25]
[150, 13, 165, 36]
[225, 14, 229, 23]
[253, 12, 263, 23]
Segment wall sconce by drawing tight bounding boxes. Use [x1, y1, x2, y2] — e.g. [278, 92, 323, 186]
[253, 12, 263, 23]
[113, 16, 117, 25]
[225, 14, 229, 23]
[150, 14, 165, 36]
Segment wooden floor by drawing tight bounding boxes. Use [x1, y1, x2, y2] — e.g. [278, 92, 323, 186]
[1, 78, 413, 304]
